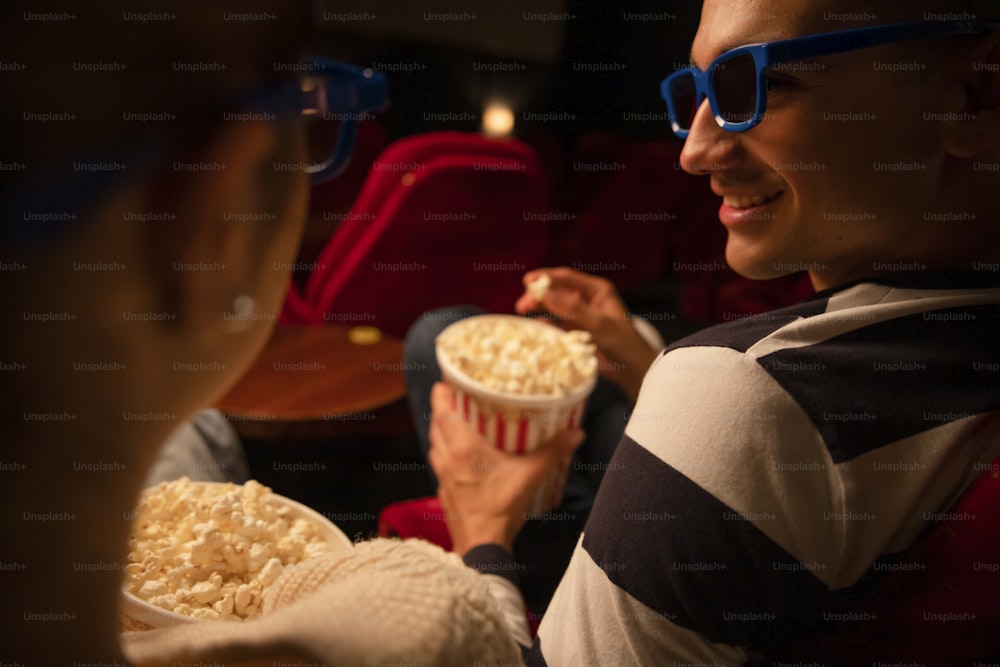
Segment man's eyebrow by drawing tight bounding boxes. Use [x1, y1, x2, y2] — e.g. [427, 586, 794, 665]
[689, 32, 800, 68]
[688, 41, 747, 69]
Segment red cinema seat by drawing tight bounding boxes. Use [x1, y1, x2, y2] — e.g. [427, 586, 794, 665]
[550, 133, 812, 323]
[306, 131, 541, 284]
[377, 495, 452, 551]
[283, 132, 551, 338]
[557, 137, 720, 293]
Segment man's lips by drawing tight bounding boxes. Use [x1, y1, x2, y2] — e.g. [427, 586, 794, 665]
[720, 190, 784, 209]
[717, 190, 784, 227]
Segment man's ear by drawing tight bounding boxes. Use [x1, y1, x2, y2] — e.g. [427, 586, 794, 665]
[942, 30, 1000, 158]
[138, 120, 291, 346]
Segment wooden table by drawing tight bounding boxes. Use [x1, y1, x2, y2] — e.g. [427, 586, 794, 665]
[216, 325, 411, 440]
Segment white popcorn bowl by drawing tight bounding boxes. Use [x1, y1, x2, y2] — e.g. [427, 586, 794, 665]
[120, 482, 353, 631]
[435, 314, 597, 514]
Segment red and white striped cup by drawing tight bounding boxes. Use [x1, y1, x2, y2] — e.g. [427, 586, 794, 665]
[435, 315, 597, 514]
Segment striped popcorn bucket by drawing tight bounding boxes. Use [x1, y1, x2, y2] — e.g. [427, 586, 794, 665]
[436, 326, 596, 514]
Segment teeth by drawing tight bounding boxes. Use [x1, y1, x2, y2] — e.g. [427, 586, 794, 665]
[723, 192, 781, 209]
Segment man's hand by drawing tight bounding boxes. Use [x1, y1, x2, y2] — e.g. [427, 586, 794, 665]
[516, 267, 660, 401]
[428, 383, 584, 555]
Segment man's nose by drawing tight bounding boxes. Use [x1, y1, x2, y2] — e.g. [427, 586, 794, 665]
[678, 98, 745, 175]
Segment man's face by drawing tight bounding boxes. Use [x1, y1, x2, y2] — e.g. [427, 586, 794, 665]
[680, 0, 967, 288]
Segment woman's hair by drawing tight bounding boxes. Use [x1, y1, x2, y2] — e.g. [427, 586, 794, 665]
[0, 0, 309, 228]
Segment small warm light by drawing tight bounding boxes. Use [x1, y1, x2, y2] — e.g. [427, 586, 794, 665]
[482, 102, 515, 137]
[347, 326, 382, 345]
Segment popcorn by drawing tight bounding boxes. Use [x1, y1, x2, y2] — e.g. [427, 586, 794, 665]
[124, 477, 332, 621]
[436, 316, 597, 396]
[526, 273, 551, 301]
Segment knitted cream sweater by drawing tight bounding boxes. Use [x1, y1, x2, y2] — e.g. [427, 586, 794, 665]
[122, 538, 523, 666]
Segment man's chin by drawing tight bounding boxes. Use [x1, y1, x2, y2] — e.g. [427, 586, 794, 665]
[724, 252, 789, 282]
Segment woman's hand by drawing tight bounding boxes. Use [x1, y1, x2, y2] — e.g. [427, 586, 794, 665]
[516, 267, 660, 401]
[428, 383, 584, 555]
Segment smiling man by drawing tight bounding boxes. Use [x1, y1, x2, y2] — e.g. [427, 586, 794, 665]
[674, 2, 1000, 292]
[526, 1, 1000, 664]
[426, 0, 1000, 664]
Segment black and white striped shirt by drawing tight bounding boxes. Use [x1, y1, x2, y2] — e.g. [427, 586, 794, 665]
[527, 271, 1000, 665]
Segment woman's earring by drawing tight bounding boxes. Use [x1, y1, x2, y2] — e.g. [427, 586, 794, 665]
[224, 294, 256, 333]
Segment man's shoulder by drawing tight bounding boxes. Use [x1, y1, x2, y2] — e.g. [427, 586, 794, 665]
[643, 275, 1000, 465]
[664, 273, 1000, 357]
[664, 296, 828, 355]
